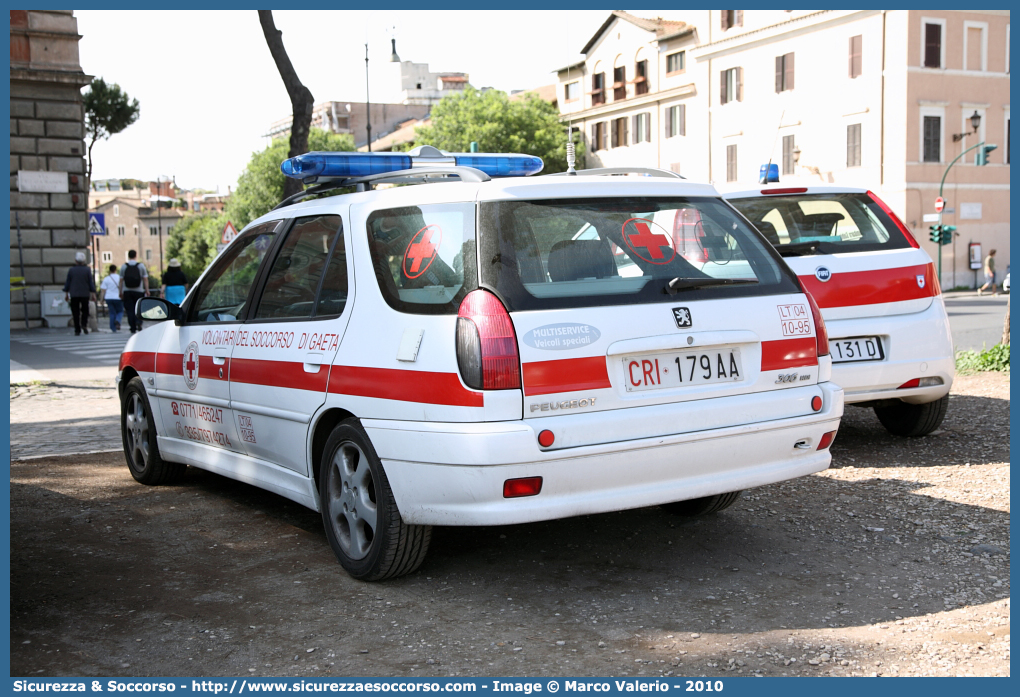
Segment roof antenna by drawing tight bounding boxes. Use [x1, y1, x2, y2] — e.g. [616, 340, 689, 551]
[761, 109, 785, 183]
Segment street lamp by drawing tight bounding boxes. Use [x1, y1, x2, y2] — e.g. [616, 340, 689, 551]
[792, 146, 801, 165]
[952, 110, 981, 142]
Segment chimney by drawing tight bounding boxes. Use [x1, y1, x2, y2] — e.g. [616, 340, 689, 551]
[390, 38, 400, 62]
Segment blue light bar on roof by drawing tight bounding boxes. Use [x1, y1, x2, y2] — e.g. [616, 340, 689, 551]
[759, 163, 779, 184]
[280, 150, 543, 182]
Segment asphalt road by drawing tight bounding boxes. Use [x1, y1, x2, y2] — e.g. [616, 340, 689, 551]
[942, 292, 1010, 352]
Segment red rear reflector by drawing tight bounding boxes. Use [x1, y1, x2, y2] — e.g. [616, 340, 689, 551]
[805, 292, 829, 357]
[503, 477, 543, 498]
[456, 289, 521, 390]
[817, 430, 837, 450]
[811, 396, 822, 412]
[898, 378, 921, 389]
[867, 190, 920, 249]
[537, 429, 555, 447]
[761, 187, 808, 195]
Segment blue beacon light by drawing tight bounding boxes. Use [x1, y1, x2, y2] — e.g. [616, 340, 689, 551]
[281, 151, 543, 182]
[759, 163, 780, 184]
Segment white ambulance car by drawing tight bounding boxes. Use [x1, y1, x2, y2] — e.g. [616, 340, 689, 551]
[119, 148, 842, 580]
[722, 185, 953, 437]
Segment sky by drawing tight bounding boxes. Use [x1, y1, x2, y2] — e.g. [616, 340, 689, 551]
[76, 9, 618, 194]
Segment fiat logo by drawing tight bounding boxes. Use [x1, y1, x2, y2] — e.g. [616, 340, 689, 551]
[814, 266, 832, 283]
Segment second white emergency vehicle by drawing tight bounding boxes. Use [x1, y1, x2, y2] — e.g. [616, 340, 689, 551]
[723, 184, 954, 437]
[119, 148, 842, 580]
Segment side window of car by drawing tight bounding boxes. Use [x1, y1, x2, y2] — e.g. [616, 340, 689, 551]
[254, 215, 343, 320]
[187, 220, 282, 323]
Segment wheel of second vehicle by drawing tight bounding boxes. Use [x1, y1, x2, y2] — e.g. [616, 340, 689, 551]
[319, 418, 431, 581]
[874, 394, 949, 437]
[121, 376, 186, 485]
[661, 490, 743, 517]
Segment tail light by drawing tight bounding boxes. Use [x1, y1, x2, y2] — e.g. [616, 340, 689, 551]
[805, 291, 829, 357]
[456, 289, 521, 390]
[817, 430, 837, 450]
[867, 190, 920, 249]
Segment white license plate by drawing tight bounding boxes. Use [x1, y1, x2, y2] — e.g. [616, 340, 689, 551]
[623, 348, 743, 392]
[829, 336, 884, 363]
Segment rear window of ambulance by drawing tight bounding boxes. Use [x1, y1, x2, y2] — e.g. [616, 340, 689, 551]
[478, 197, 799, 312]
[366, 203, 477, 314]
[727, 193, 913, 255]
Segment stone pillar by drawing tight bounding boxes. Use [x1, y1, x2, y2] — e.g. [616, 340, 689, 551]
[10, 10, 92, 330]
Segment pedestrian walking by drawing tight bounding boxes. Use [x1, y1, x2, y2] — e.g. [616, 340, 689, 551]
[978, 249, 998, 295]
[63, 251, 96, 335]
[100, 264, 124, 332]
[161, 258, 189, 306]
[119, 249, 150, 333]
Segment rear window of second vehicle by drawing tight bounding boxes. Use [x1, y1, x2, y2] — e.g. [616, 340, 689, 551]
[728, 193, 913, 255]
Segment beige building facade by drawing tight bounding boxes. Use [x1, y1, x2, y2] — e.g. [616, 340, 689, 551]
[557, 10, 1010, 289]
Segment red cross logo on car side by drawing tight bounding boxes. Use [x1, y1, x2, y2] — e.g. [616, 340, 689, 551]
[622, 218, 676, 265]
[182, 341, 200, 390]
[403, 224, 443, 279]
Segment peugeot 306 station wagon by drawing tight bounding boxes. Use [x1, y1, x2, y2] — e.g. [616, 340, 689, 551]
[723, 185, 953, 437]
[119, 148, 843, 580]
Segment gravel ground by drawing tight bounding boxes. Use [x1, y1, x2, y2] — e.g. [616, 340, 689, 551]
[10, 373, 1009, 678]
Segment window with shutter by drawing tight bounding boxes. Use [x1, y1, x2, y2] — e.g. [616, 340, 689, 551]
[847, 124, 862, 167]
[923, 116, 941, 162]
[591, 73, 605, 105]
[849, 35, 862, 78]
[726, 144, 738, 182]
[635, 60, 649, 95]
[775, 54, 794, 92]
[665, 107, 672, 139]
[782, 135, 795, 175]
[679, 104, 686, 136]
[613, 66, 627, 102]
[924, 22, 942, 68]
[720, 70, 728, 104]
[736, 67, 743, 101]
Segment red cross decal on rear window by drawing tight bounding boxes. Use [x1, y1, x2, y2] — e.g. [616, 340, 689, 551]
[403, 224, 443, 279]
[622, 218, 676, 265]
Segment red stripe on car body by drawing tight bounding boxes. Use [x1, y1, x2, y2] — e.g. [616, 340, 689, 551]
[799, 263, 937, 309]
[328, 365, 484, 407]
[522, 356, 612, 396]
[230, 357, 328, 392]
[119, 351, 155, 372]
[761, 338, 818, 371]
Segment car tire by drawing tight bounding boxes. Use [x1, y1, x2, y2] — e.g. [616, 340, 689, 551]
[661, 490, 743, 517]
[874, 394, 949, 437]
[121, 376, 186, 485]
[319, 418, 431, 581]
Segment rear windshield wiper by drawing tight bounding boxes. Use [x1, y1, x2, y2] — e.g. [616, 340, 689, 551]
[777, 241, 823, 257]
[664, 277, 759, 294]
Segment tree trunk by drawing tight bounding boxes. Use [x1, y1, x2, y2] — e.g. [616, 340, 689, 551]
[1001, 295, 1010, 346]
[258, 10, 314, 200]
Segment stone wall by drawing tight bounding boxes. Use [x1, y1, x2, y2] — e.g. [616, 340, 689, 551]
[10, 10, 91, 330]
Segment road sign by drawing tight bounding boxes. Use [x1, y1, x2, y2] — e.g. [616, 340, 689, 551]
[221, 221, 238, 245]
[922, 213, 940, 223]
[934, 197, 945, 213]
[87, 213, 106, 235]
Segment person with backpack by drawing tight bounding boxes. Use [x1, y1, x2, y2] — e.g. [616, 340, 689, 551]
[100, 264, 124, 332]
[63, 251, 97, 335]
[119, 249, 150, 333]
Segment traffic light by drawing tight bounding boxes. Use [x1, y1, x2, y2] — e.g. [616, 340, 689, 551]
[976, 144, 998, 165]
[929, 224, 942, 244]
[940, 224, 956, 245]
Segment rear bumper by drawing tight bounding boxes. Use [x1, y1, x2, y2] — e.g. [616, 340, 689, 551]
[827, 298, 954, 405]
[363, 382, 843, 526]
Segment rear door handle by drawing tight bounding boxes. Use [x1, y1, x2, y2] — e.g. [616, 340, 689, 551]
[304, 353, 324, 373]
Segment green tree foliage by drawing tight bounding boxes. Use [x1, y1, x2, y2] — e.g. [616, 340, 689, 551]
[227, 128, 354, 228]
[119, 178, 146, 191]
[165, 212, 228, 282]
[83, 78, 140, 186]
[412, 87, 582, 174]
